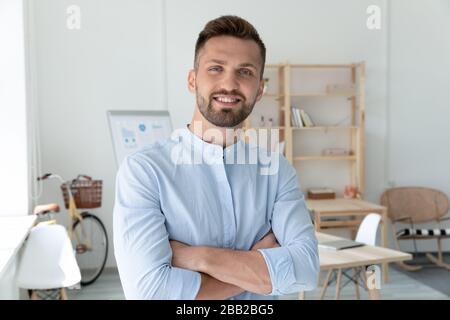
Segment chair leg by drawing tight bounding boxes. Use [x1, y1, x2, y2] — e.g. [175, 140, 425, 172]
[395, 261, 423, 271]
[60, 288, 68, 300]
[426, 238, 450, 269]
[30, 290, 38, 300]
[353, 268, 360, 300]
[335, 269, 342, 300]
[319, 269, 333, 300]
[392, 224, 422, 271]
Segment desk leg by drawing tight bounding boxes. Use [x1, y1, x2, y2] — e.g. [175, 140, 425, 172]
[381, 208, 389, 283]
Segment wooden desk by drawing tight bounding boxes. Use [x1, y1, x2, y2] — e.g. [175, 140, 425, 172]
[306, 198, 390, 282]
[300, 232, 411, 300]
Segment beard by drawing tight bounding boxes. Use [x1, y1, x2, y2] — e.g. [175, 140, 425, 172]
[196, 89, 256, 128]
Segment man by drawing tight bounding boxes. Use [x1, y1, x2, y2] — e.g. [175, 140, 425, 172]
[113, 15, 319, 300]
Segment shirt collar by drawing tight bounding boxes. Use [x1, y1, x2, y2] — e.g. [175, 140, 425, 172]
[173, 125, 244, 162]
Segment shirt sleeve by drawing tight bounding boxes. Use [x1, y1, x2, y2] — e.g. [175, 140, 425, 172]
[257, 155, 320, 295]
[113, 154, 201, 300]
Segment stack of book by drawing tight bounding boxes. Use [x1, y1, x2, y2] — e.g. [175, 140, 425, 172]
[291, 107, 314, 127]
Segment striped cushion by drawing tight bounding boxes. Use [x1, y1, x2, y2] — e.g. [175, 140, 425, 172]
[397, 228, 450, 237]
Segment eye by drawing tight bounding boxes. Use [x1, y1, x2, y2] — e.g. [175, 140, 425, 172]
[239, 68, 253, 77]
[208, 66, 223, 72]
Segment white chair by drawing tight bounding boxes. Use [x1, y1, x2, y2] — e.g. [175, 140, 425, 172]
[17, 224, 81, 299]
[319, 213, 382, 299]
[355, 213, 382, 246]
[345, 213, 381, 299]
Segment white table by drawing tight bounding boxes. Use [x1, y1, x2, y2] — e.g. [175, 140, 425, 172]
[0, 215, 37, 299]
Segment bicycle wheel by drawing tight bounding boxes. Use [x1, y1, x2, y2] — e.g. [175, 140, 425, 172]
[71, 212, 108, 285]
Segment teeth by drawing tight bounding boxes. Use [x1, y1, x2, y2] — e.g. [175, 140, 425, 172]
[216, 96, 238, 103]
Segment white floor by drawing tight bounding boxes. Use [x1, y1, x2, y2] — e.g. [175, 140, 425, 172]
[66, 267, 449, 300]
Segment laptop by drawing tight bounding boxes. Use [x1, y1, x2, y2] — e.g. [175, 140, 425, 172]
[318, 240, 365, 251]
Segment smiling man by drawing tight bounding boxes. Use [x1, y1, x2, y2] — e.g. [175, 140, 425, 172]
[113, 15, 319, 300]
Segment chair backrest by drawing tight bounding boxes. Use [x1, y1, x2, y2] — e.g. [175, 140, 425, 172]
[17, 224, 81, 289]
[380, 187, 449, 223]
[355, 213, 381, 245]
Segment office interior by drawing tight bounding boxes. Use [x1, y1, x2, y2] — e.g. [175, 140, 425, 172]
[0, 0, 449, 300]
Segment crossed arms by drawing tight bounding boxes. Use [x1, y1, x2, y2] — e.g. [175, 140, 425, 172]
[169, 230, 280, 299]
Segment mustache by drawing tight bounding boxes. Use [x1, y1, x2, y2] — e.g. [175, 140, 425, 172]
[209, 90, 245, 101]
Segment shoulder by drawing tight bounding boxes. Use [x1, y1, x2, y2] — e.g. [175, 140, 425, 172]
[118, 135, 180, 177]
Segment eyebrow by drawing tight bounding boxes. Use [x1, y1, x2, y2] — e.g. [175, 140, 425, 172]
[205, 59, 258, 70]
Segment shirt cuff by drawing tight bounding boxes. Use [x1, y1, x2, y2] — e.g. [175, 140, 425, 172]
[166, 267, 202, 300]
[257, 247, 296, 296]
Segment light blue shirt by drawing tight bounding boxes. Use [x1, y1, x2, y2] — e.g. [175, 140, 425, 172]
[113, 126, 319, 300]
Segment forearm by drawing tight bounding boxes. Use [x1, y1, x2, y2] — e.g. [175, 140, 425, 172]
[197, 247, 272, 295]
[196, 273, 244, 300]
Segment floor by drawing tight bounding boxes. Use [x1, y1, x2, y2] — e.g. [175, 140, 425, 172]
[391, 252, 450, 297]
[66, 264, 450, 300]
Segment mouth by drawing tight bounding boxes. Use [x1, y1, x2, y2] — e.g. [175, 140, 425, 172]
[212, 95, 243, 108]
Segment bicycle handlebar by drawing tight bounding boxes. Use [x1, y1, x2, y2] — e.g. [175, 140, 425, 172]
[37, 173, 92, 183]
[37, 173, 52, 181]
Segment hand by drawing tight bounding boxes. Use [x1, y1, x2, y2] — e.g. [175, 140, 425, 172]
[251, 229, 280, 251]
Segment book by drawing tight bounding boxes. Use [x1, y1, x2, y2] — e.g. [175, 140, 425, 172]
[291, 106, 299, 127]
[300, 109, 314, 127]
[318, 240, 364, 251]
[295, 108, 304, 127]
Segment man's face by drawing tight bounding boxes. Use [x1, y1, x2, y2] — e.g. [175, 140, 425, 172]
[188, 36, 264, 128]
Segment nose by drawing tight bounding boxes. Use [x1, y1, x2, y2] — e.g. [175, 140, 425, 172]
[219, 71, 240, 92]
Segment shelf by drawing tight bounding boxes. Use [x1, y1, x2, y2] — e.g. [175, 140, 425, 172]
[260, 62, 365, 197]
[293, 155, 356, 161]
[292, 126, 358, 130]
[264, 63, 361, 69]
[269, 126, 358, 130]
[288, 93, 356, 98]
[262, 93, 357, 98]
[262, 93, 281, 97]
[265, 64, 282, 68]
[290, 64, 356, 68]
[245, 126, 285, 130]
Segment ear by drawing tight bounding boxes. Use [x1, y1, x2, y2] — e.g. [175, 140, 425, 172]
[255, 78, 264, 102]
[188, 69, 196, 93]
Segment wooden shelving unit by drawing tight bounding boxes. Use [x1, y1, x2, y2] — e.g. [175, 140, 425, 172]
[244, 62, 366, 197]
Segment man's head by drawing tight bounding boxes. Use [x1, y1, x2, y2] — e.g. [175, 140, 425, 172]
[188, 16, 266, 128]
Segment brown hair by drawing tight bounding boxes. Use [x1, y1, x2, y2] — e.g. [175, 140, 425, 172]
[194, 15, 266, 79]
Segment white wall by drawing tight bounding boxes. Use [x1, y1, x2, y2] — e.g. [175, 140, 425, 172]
[0, 0, 29, 216]
[31, 0, 389, 268]
[387, 0, 450, 251]
[28, 0, 165, 267]
[28, 0, 450, 270]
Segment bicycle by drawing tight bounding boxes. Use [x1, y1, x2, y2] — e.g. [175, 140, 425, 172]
[35, 173, 109, 286]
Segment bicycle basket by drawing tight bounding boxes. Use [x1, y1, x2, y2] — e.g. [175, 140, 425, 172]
[61, 175, 102, 209]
